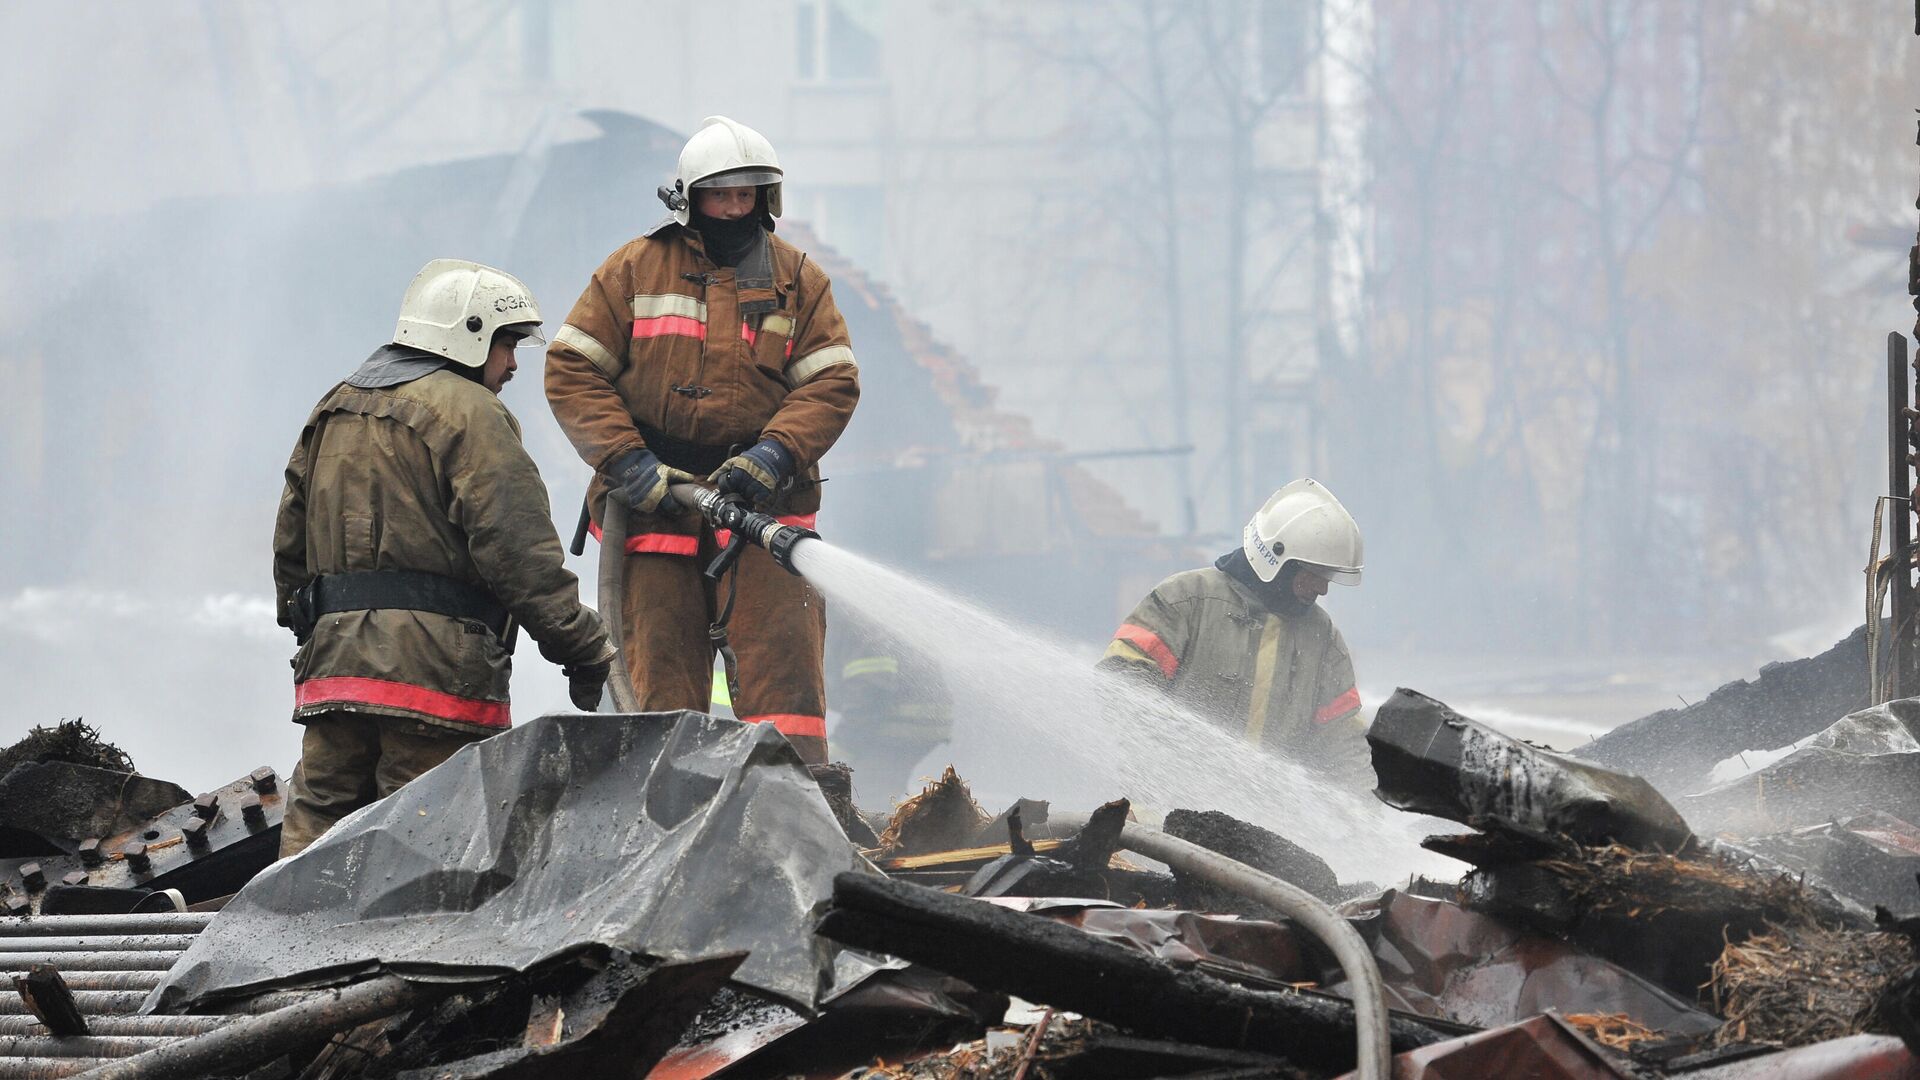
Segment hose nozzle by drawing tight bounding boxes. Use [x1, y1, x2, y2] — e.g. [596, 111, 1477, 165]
[669, 483, 819, 575]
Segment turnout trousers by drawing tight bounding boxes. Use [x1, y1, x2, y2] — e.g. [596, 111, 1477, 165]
[618, 533, 829, 764]
[279, 708, 490, 858]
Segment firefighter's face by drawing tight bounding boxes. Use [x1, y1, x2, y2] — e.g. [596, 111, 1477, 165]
[1291, 567, 1331, 604]
[482, 331, 522, 394]
[695, 186, 757, 220]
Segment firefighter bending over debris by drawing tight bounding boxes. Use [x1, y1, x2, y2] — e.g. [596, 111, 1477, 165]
[1100, 479, 1370, 788]
[272, 260, 616, 857]
[546, 116, 860, 765]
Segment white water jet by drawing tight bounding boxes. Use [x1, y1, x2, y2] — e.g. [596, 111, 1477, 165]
[792, 540, 1458, 885]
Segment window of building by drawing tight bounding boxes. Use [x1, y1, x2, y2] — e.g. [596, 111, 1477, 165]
[796, 0, 883, 83]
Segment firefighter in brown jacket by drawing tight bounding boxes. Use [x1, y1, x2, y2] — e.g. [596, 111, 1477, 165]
[546, 117, 859, 765]
[273, 260, 616, 857]
[1099, 479, 1370, 789]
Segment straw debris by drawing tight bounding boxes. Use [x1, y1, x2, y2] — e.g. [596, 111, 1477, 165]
[1562, 1012, 1662, 1051]
[876, 766, 991, 858]
[1536, 842, 1836, 928]
[0, 718, 136, 777]
[1707, 925, 1916, 1048]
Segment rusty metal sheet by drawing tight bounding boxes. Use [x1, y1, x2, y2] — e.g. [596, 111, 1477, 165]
[1842, 812, 1920, 859]
[1675, 1034, 1920, 1079]
[643, 1013, 809, 1080]
[1331, 890, 1720, 1035]
[976, 897, 1311, 987]
[1332, 1012, 1629, 1080]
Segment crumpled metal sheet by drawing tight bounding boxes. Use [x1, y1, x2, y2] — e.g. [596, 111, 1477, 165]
[1674, 1033, 1920, 1079]
[143, 712, 870, 1014]
[1331, 1012, 1629, 1080]
[1686, 700, 1920, 835]
[978, 897, 1310, 987]
[1843, 812, 1920, 859]
[1331, 890, 1721, 1035]
[1369, 689, 1695, 852]
[1739, 812, 1920, 911]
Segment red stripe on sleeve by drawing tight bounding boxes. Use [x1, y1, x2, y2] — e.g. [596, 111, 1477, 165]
[1314, 687, 1362, 724]
[1114, 623, 1179, 679]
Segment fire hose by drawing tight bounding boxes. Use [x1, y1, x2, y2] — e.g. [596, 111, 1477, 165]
[593, 483, 820, 712]
[1117, 823, 1392, 1080]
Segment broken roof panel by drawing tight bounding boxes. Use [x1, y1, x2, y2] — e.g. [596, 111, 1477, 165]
[145, 712, 872, 1015]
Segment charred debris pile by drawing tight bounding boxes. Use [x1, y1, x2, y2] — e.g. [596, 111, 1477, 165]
[8, 661, 1920, 1078]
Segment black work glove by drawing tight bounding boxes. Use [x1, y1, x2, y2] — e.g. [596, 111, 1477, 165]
[563, 659, 611, 712]
[605, 448, 697, 516]
[709, 437, 794, 508]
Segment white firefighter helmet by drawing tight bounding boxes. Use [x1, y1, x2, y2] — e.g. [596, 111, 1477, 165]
[1242, 478, 1364, 586]
[391, 259, 544, 369]
[660, 115, 784, 226]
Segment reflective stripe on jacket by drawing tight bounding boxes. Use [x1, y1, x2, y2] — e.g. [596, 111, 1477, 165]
[1099, 567, 1366, 782]
[272, 367, 612, 733]
[545, 221, 860, 550]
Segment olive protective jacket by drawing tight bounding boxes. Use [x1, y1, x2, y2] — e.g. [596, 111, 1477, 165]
[273, 358, 613, 733]
[545, 221, 859, 549]
[1100, 566, 1368, 785]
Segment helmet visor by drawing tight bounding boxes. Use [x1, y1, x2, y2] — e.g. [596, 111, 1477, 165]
[504, 323, 546, 348]
[691, 168, 782, 189]
[1297, 561, 1363, 587]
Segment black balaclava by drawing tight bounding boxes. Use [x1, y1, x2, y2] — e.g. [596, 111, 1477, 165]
[690, 189, 769, 268]
[1216, 549, 1315, 616]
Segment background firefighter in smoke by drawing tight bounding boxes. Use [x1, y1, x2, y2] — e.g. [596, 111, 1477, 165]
[1100, 479, 1371, 791]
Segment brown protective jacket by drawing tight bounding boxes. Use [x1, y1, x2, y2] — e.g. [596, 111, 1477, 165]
[272, 366, 612, 733]
[1100, 566, 1368, 786]
[545, 220, 860, 548]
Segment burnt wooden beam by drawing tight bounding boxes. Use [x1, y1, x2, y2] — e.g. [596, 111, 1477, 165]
[815, 872, 1450, 1074]
[11, 966, 85, 1037]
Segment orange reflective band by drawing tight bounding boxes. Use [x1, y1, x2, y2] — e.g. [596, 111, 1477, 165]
[741, 713, 827, 739]
[1315, 687, 1362, 724]
[296, 676, 510, 729]
[587, 521, 699, 557]
[632, 315, 707, 340]
[626, 534, 698, 555]
[1114, 623, 1178, 679]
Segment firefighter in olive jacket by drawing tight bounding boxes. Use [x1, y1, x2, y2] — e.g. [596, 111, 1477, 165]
[273, 260, 615, 857]
[1099, 479, 1370, 789]
[545, 117, 859, 765]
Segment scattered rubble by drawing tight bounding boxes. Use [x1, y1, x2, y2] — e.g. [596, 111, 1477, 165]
[0, 723, 283, 919]
[11, 678, 1920, 1077]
